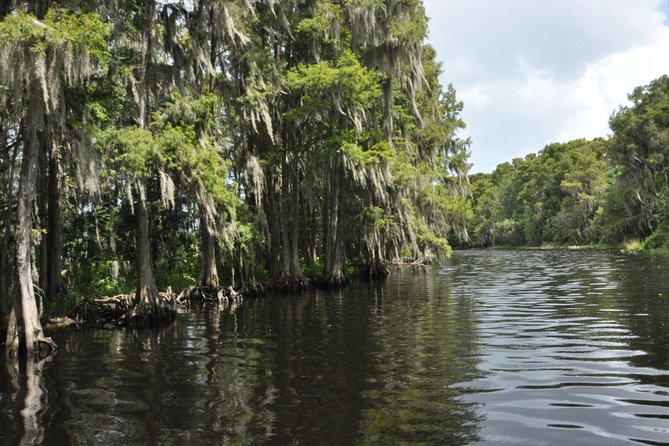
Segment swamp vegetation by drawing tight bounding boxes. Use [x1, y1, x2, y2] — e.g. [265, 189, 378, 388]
[0, 1, 668, 359]
[469, 75, 669, 251]
[0, 0, 471, 355]
[1, 1, 669, 445]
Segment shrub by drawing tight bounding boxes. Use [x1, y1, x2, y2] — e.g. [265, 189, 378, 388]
[643, 230, 669, 250]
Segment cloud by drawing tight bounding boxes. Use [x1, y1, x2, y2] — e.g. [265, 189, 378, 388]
[424, 0, 669, 172]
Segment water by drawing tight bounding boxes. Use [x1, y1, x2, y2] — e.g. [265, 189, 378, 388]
[2, 250, 669, 445]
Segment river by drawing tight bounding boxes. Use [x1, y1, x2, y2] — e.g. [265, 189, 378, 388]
[2, 250, 669, 445]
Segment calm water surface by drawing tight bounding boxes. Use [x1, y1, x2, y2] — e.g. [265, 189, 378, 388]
[2, 250, 669, 445]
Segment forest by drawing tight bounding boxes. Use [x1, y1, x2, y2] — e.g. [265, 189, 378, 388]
[0, 0, 472, 356]
[468, 75, 669, 251]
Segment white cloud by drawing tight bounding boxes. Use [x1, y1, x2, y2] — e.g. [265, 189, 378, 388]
[424, 0, 669, 172]
[460, 85, 489, 108]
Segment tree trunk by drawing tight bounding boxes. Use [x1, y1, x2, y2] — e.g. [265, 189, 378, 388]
[0, 0, 16, 19]
[135, 181, 158, 306]
[137, 0, 154, 129]
[279, 153, 291, 278]
[123, 0, 173, 326]
[4, 302, 18, 354]
[289, 150, 305, 279]
[319, 156, 348, 289]
[322, 192, 329, 265]
[30, 0, 51, 19]
[362, 244, 389, 280]
[0, 123, 11, 328]
[37, 137, 48, 295]
[46, 148, 67, 299]
[382, 76, 394, 143]
[271, 151, 307, 292]
[126, 181, 174, 326]
[266, 167, 281, 281]
[304, 210, 318, 266]
[13, 93, 55, 356]
[198, 204, 219, 288]
[0, 232, 9, 327]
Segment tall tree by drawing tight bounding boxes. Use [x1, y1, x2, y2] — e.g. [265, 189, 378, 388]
[600, 75, 669, 242]
[0, 7, 108, 354]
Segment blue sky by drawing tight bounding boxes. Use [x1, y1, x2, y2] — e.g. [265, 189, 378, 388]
[424, 0, 669, 173]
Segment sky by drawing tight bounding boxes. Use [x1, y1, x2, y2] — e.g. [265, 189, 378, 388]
[423, 0, 669, 173]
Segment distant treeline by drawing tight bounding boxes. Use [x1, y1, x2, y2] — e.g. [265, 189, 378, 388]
[467, 75, 669, 250]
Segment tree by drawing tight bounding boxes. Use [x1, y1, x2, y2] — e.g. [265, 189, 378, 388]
[468, 140, 609, 247]
[0, 0, 477, 334]
[0, 7, 108, 355]
[599, 75, 669, 242]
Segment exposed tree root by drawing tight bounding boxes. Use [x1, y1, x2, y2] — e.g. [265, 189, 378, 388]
[176, 285, 243, 306]
[70, 289, 177, 327]
[120, 302, 176, 328]
[70, 294, 134, 326]
[238, 281, 266, 298]
[313, 272, 349, 290]
[271, 277, 310, 294]
[45, 316, 79, 330]
[360, 261, 390, 280]
[33, 335, 57, 358]
[176, 285, 217, 303]
[409, 257, 433, 274]
[411, 256, 433, 266]
[121, 288, 177, 328]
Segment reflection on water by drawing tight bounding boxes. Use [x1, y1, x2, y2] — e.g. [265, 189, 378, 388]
[359, 274, 481, 445]
[0, 355, 53, 446]
[449, 250, 669, 445]
[1, 250, 669, 445]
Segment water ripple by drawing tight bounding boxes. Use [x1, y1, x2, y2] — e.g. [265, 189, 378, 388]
[449, 250, 669, 445]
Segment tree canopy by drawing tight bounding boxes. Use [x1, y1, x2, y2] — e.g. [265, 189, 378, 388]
[0, 0, 472, 354]
[468, 75, 669, 250]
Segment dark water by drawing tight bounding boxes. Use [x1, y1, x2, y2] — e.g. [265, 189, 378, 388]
[2, 250, 669, 445]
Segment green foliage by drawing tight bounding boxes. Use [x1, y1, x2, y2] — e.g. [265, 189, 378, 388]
[155, 244, 199, 290]
[109, 127, 158, 178]
[296, 1, 342, 46]
[1, 0, 475, 317]
[284, 49, 382, 126]
[340, 138, 394, 165]
[301, 259, 325, 278]
[470, 139, 609, 247]
[469, 75, 669, 249]
[0, 11, 49, 46]
[90, 260, 134, 296]
[642, 229, 669, 250]
[605, 75, 669, 239]
[44, 8, 110, 64]
[0, 8, 109, 62]
[42, 289, 85, 317]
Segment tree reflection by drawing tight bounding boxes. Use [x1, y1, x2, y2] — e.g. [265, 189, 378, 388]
[1, 357, 21, 444]
[0, 354, 53, 446]
[544, 251, 669, 373]
[605, 254, 669, 372]
[359, 270, 483, 445]
[19, 356, 52, 446]
[203, 302, 260, 443]
[0, 272, 484, 445]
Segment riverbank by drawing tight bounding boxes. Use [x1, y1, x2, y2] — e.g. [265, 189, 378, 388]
[464, 239, 669, 254]
[38, 260, 437, 329]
